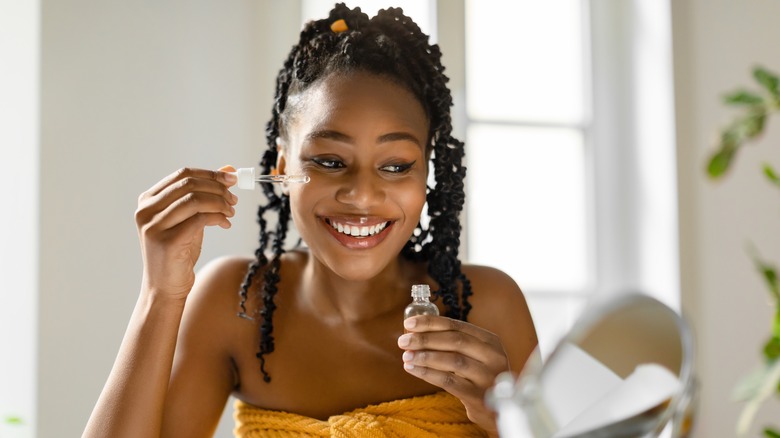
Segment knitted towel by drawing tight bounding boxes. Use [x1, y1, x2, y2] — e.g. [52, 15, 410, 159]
[233, 391, 488, 437]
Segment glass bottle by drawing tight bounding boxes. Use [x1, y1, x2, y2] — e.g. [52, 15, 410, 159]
[404, 284, 439, 322]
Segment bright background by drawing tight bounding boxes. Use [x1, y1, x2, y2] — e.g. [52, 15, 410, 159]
[1, 0, 779, 436]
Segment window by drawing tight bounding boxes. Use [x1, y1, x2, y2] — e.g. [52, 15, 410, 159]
[463, 0, 591, 355]
[298, 0, 680, 358]
[460, 0, 679, 356]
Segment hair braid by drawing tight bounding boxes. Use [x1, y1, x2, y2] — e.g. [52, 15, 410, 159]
[241, 3, 473, 382]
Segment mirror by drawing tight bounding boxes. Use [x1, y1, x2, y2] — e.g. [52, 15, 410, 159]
[487, 293, 697, 438]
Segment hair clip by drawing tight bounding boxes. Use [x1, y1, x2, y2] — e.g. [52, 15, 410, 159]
[330, 19, 348, 33]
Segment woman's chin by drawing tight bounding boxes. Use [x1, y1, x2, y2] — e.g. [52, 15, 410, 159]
[329, 261, 393, 282]
[305, 247, 402, 283]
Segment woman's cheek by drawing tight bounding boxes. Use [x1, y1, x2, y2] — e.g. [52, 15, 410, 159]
[391, 178, 427, 216]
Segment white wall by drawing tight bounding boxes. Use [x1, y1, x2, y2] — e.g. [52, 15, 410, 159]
[0, 1, 39, 437]
[672, 0, 780, 435]
[37, 1, 299, 436]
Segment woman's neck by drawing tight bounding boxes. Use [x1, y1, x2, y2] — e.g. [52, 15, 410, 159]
[299, 252, 427, 325]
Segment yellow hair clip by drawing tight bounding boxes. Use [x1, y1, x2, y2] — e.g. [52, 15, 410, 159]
[330, 19, 348, 33]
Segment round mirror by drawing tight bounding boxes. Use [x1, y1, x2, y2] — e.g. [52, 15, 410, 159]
[488, 293, 697, 438]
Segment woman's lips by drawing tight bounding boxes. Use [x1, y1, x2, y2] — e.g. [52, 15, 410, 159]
[321, 217, 395, 249]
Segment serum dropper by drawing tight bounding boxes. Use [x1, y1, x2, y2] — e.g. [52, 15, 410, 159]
[404, 284, 439, 326]
[230, 167, 310, 190]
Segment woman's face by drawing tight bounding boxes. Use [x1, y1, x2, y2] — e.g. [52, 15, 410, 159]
[278, 71, 429, 281]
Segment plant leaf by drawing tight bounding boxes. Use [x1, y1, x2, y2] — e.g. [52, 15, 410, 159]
[707, 145, 737, 178]
[764, 336, 780, 361]
[774, 309, 780, 340]
[736, 359, 780, 436]
[761, 264, 780, 300]
[741, 112, 767, 139]
[754, 66, 780, 97]
[765, 428, 780, 438]
[763, 163, 780, 187]
[734, 365, 770, 401]
[747, 246, 780, 301]
[724, 90, 765, 105]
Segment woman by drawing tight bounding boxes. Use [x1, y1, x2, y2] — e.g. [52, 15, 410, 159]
[84, 4, 537, 437]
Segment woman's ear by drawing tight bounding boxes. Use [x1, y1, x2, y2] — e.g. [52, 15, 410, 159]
[275, 137, 287, 174]
[275, 137, 290, 195]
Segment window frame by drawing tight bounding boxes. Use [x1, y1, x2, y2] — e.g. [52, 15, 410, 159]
[439, 0, 680, 351]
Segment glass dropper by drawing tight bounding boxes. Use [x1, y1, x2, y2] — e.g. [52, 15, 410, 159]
[230, 168, 310, 189]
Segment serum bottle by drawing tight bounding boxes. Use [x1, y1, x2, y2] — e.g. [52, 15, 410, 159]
[404, 284, 439, 324]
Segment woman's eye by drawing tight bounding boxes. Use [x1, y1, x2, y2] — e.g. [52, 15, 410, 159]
[381, 161, 415, 174]
[312, 157, 345, 169]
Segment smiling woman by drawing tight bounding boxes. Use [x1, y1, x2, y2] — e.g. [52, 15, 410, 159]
[82, 3, 537, 437]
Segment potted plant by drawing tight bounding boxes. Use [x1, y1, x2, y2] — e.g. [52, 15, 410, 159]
[706, 66, 780, 437]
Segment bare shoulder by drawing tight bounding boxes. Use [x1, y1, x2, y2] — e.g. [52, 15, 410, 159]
[179, 254, 257, 350]
[186, 251, 310, 331]
[188, 250, 308, 318]
[177, 255, 260, 370]
[461, 264, 526, 315]
[192, 255, 255, 297]
[461, 264, 538, 373]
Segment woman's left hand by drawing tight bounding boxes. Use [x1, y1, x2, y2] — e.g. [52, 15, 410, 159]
[397, 315, 509, 435]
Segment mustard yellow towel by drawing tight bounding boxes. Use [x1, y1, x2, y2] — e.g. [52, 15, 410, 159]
[233, 391, 488, 437]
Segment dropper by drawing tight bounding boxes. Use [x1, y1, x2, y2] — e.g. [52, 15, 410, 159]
[230, 167, 310, 190]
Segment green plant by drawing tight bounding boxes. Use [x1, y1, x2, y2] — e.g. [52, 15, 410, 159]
[706, 66, 780, 437]
[2, 415, 23, 426]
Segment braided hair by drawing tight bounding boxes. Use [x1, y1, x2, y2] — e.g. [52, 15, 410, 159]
[238, 3, 472, 383]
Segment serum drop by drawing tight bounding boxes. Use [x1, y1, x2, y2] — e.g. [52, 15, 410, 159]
[404, 284, 439, 325]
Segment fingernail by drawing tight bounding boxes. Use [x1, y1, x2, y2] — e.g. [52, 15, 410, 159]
[403, 318, 416, 329]
[402, 351, 414, 362]
[398, 334, 412, 348]
[404, 362, 415, 371]
[223, 172, 237, 184]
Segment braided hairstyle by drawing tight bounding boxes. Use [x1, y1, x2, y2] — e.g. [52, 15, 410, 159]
[238, 3, 472, 383]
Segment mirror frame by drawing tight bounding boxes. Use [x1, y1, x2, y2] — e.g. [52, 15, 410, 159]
[488, 293, 696, 438]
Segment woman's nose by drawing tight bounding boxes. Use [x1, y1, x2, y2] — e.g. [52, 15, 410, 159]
[335, 168, 385, 208]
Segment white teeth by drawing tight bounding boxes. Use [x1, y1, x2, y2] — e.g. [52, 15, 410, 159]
[328, 219, 389, 237]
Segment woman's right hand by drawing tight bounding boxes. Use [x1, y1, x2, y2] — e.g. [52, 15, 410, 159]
[134, 166, 238, 301]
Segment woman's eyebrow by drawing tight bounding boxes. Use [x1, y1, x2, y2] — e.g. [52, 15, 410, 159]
[306, 129, 352, 143]
[305, 129, 421, 147]
[377, 132, 422, 147]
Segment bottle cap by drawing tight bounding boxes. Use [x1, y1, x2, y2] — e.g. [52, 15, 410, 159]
[411, 284, 431, 299]
[235, 167, 256, 190]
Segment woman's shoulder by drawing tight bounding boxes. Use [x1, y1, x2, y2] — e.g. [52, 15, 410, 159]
[191, 251, 308, 311]
[197, 254, 254, 282]
[460, 263, 525, 304]
[459, 263, 530, 324]
[190, 255, 253, 304]
[460, 263, 538, 373]
[183, 255, 256, 328]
